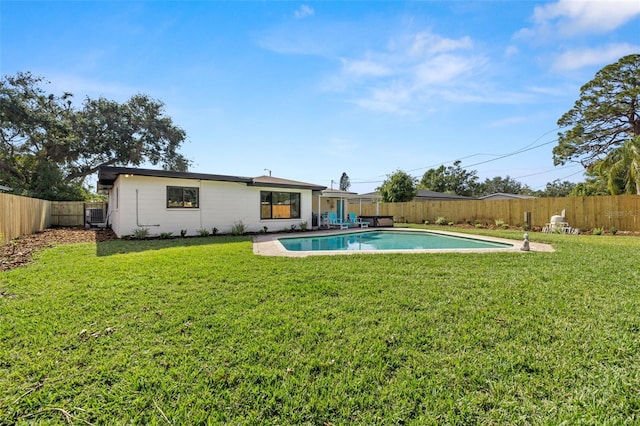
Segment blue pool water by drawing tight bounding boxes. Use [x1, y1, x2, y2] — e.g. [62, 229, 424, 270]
[279, 230, 513, 252]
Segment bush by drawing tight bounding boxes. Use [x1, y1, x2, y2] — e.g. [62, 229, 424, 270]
[159, 232, 173, 239]
[592, 227, 603, 235]
[132, 227, 150, 239]
[299, 222, 308, 231]
[475, 223, 483, 229]
[610, 227, 618, 235]
[180, 229, 187, 238]
[231, 221, 246, 236]
[435, 217, 447, 225]
[197, 228, 210, 237]
[212, 227, 218, 235]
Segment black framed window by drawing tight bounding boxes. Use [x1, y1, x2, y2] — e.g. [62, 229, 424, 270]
[167, 186, 199, 208]
[261, 191, 300, 219]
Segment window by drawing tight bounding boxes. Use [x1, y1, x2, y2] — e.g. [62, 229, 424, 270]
[167, 186, 199, 208]
[261, 191, 300, 219]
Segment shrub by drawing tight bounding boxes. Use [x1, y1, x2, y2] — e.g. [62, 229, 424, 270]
[435, 217, 447, 225]
[424, 220, 430, 225]
[159, 232, 173, 239]
[180, 229, 187, 238]
[231, 221, 246, 235]
[448, 221, 454, 226]
[212, 227, 218, 235]
[132, 227, 150, 239]
[495, 219, 505, 228]
[261, 226, 268, 234]
[197, 228, 210, 237]
[290, 224, 297, 232]
[592, 227, 603, 235]
[610, 227, 618, 235]
[475, 223, 483, 229]
[299, 222, 308, 231]
[502, 223, 510, 229]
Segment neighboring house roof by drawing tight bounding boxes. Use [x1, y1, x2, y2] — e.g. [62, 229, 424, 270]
[479, 193, 536, 200]
[414, 190, 475, 201]
[321, 188, 358, 198]
[97, 166, 326, 191]
[348, 190, 473, 203]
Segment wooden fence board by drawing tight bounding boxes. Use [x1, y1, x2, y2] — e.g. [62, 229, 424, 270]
[0, 193, 51, 244]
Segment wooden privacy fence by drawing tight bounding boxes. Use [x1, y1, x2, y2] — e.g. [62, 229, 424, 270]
[0, 193, 51, 244]
[350, 195, 640, 232]
[1, 196, 107, 244]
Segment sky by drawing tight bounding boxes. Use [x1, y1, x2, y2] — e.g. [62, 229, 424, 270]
[1, 1, 639, 194]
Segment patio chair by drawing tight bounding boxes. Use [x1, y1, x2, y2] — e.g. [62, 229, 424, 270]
[327, 212, 349, 229]
[348, 212, 369, 228]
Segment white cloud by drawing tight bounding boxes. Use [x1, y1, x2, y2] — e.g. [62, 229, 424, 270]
[409, 32, 473, 56]
[552, 43, 640, 71]
[341, 58, 392, 77]
[294, 5, 314, 19]
[521, 0, 640, 38]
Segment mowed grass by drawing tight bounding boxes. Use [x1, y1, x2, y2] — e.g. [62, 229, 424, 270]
[1, 229, 640, 424]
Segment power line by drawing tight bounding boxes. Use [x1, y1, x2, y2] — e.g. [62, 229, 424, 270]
[352, 127, 562, 183]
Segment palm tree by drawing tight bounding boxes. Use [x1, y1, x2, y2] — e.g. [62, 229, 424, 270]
[594, 136, 640, 195]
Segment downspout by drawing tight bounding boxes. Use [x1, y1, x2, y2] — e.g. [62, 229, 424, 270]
[136, 189, 160, 227]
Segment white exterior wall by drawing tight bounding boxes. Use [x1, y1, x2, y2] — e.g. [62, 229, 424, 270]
[107, 175, 315, 237]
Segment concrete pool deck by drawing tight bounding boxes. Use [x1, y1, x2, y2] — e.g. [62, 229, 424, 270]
[253, 227, 555, 257]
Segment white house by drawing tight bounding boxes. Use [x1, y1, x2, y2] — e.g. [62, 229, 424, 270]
[97, 166, 326, 238]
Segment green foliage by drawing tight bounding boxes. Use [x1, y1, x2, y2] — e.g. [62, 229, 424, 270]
[299, 222, 308, 231]
[553, 54, 640, 192]
[377, 169, 417, 202]
[2, 233, 640, 423]
[592, 227, 603, 235]
[261, 226, 268, 234]
[435, 216, 447, 225]
[231, 221, 246, 235]
[180, 229, 187, 237]
[0, 72, 190, 201]
[159, 232, 173, 239]
[197, 228, 210, 237]
[419, 160, 479, 196]
[212, 227, 218, 235]
[610, 227, 618, 235]
[478, 175, 531, 197]
[495, 219, 505, 228]
[591, 137, 640, 195]
[475, 223, 484, 229]
[533, 179, 577, 198]
[131, 227, 150, 239]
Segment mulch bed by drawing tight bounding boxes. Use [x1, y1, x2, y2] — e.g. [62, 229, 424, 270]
[1, 228, 117, 272]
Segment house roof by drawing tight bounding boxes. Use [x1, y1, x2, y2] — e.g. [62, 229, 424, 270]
[479, 193, 536, 200]
[97, 166, 326, 191]
[320, 188, 359, 198]
[353, 190, 474, 201]
[415, 190, 475, 200]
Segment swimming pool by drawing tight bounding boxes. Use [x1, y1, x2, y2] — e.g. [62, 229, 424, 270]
[278, 230, 514, 252]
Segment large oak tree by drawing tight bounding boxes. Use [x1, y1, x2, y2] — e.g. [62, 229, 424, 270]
[0, 72, 190, 200]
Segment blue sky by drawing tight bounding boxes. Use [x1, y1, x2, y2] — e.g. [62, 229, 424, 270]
[2, 1, 639, 193]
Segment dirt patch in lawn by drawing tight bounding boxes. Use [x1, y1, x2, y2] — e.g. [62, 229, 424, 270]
[1, 228, 117, 272]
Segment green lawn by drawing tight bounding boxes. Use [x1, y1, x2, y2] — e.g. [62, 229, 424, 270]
[1, 228, 639, 424]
